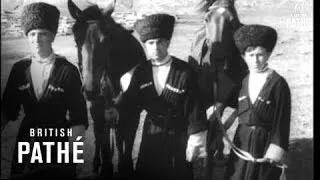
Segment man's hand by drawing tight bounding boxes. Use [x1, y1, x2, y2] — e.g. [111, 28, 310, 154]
[104, 107, 119, 126]
[206, 106, 215, 120]
[206, 102, 224, 120]
[68, 125, 86, 154]
[186, 130, 208, 162]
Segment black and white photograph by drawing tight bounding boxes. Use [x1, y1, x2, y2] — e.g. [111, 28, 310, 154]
[1, 0, 313, 179]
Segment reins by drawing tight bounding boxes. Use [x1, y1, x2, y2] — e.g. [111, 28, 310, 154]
[211, 107, 288, 175]
[202, 1, 288, 176]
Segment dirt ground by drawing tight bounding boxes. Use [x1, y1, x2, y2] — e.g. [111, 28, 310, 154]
[1, 2, 313, 180]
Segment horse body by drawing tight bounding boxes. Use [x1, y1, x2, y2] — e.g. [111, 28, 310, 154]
[68, 0, 146, 177]
[189, 0, 248, 179]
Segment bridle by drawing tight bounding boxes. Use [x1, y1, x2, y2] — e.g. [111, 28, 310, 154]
[76, 20, 103, 76]
[76, 19, 122, 108]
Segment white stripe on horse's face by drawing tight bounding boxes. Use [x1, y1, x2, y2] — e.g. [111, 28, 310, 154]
[81, 34, 94, 92]
[204, 6, 231, 44]
[81, 21, 107, 100]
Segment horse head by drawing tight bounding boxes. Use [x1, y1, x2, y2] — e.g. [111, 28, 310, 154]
[195, 0, 247, 78]
[199, 0, 239, 45]
[68, 0, 118, 102]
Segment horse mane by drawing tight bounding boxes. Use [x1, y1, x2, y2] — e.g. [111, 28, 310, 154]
[197, 0, 235, 13]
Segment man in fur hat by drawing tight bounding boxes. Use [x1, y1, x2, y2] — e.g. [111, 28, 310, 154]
[2, 2, 88, 178]
[118, 13, 208, 180]
[224, 24, 291, 180]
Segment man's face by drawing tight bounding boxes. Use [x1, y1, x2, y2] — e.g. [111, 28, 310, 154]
[144, 38, 170, 62]
[27, 29, 55, 57]
[242, 46, 271, 73]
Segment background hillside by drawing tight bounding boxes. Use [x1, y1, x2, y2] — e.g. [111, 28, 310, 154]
[1, 0, 313, 16]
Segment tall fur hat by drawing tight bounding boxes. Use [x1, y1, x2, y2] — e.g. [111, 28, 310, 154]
[234, 24, 277, 54]
[20, 2, 60, 35]
[134, 13, 175, 42]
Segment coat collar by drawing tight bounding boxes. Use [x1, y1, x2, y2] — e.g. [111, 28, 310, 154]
[31, 52, 55, 65]
[151, 55, 172, 67]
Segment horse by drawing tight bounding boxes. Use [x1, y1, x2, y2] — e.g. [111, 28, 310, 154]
[68, 0, 147, 178]
[188, 0, 248, 179]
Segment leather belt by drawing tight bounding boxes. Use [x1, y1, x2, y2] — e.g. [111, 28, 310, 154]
[238, 123, 271, 131]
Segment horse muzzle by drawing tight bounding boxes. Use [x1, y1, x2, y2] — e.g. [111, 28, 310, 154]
[104, 107, 119, 127]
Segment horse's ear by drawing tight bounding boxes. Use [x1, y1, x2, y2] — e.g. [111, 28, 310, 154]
[68, 0, 82, 20]
[101, 0, 116, 17]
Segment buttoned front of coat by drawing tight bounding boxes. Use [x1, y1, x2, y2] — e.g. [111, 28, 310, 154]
[226, 70, 291, 180]
[2, 55, 88, 175]
[120, 57, 207, 180]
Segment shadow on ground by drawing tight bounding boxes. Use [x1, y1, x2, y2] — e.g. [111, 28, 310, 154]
[286, 138, 313, 180]
[192, 138, 314, 180]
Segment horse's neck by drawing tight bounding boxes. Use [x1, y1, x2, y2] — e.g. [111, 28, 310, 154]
[189, 28, 206, 62]
[196, 27, 207, 43]
[108, 26, 141, 73]
[228, 6, 241, 27]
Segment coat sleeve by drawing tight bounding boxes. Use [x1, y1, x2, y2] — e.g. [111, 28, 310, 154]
[264, 78, 291, 161]
[2, 63, 22, 121]
[119, 66, 142, 131]
[65, 65, 89, 129]
[185, 68, 208, 135]
[117, 67, 142, 175]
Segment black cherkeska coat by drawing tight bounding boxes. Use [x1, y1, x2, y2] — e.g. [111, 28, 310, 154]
[120, 57, 207, 180]
[225, 70, 291, 180]
[2, 55, 88, 178]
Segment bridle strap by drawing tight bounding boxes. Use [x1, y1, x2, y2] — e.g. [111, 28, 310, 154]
[77, 47, 83, 79]
[86, 20, 100, 24]
[99, 71, 123, 108]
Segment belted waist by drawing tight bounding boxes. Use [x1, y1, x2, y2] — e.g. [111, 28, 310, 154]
[146, 111, 180, 129]
[238, 122, 272, 131]
[147, 111, 179, 119]
[24, 115, 69, 128]
[145, 110, 182, 163]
